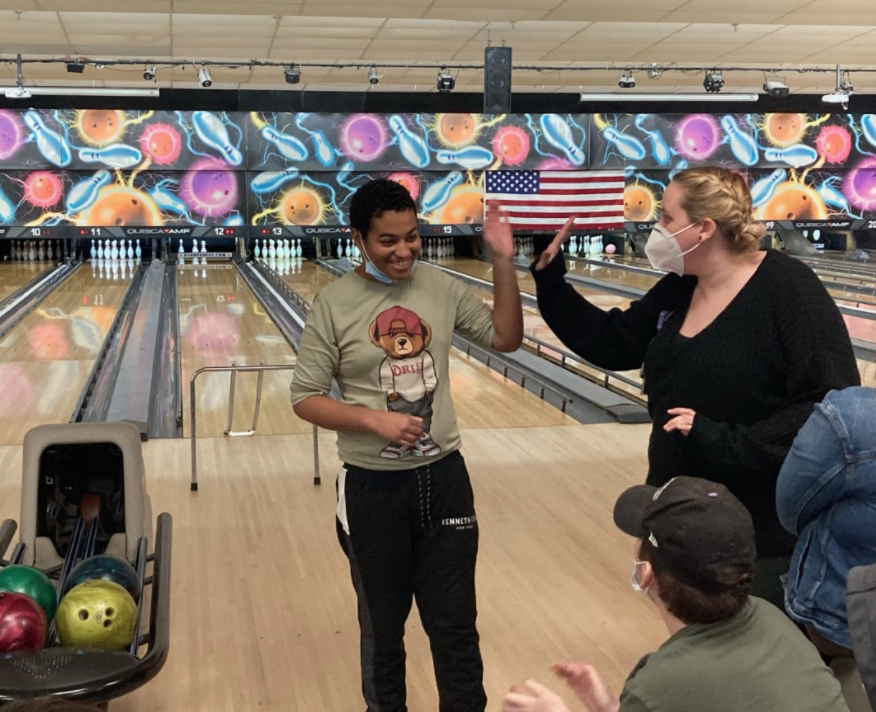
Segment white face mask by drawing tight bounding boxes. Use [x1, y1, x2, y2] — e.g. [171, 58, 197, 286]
[630, 560, 649, 593]
[645, 222, 701, 275]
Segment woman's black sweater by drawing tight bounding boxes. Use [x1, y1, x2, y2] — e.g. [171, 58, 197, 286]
[532, 250, 860, 557]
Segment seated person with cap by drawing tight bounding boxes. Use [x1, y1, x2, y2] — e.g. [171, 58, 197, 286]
[502, 477, 850, 712]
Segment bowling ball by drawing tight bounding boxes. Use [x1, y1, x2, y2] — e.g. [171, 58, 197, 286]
[56, 580, 138, 651]
[0, 110, 23, 160]
[492, 126, 530, 166]
[281, 188, 323, 225]
[766, 113, 803, 147]
[759, 183, 828, 221]
[63, 555, 140, 602]
[624, 186, 655, 222]
[0, 591, 47, 653]
[83, 186, 162, 226]
[605, 244, 617, 255]
[438, 188, 484, 224]
[79, 109, 124, 145]
[439, 113, 477, 147]
[0, 565, 57, 620]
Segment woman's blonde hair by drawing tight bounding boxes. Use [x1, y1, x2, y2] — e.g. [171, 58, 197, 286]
[672, 167, 764, 253]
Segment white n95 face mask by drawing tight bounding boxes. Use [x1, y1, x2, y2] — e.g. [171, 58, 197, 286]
[644, 222, 700, 275]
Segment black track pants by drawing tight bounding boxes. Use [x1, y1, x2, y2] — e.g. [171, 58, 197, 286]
[337, 450, 486, 712]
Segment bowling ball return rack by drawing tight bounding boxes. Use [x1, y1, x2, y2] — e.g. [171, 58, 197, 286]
[0, 423, 172, 707]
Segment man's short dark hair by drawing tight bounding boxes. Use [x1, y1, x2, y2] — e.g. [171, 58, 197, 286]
[640, 537, 751, 625]
[349, 178, 417, 238]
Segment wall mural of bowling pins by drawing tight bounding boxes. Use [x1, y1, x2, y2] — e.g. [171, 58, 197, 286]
[4, 109, 876, 230]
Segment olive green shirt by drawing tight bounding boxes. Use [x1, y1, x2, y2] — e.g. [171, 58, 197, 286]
[620, 598, 850, 712]
[290, 264, 496, 470]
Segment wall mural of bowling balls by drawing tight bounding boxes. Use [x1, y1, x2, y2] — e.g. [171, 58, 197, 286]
[0, 109, 248, 172]
[0, 170, 73, 226]
[419, 171, 484, 226]
[68, 168, 246, 227]
[245, 112, 588, 173]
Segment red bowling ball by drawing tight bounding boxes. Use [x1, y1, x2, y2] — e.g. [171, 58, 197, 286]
[0, 591, 47, 653]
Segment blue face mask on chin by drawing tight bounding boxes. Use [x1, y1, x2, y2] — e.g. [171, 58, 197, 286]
[359, 241, 418, 284]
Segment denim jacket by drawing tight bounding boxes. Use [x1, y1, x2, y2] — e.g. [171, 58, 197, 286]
[776, 387, 876, 650]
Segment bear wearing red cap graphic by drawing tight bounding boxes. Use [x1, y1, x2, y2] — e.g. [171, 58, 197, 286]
[369, 305, 441, 459]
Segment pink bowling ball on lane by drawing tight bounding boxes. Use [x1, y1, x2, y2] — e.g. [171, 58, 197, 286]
[605, 244, 617, 255]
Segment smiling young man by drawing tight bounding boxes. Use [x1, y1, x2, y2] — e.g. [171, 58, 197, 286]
[290, 178, 522, 712]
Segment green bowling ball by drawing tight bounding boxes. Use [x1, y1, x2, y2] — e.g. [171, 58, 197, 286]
[56, 579, 137, 651]
[0, 565, 57, 621]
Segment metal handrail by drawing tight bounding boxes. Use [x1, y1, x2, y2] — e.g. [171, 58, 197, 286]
[521, 333, 644, 393]
[189, 364, 321, 491]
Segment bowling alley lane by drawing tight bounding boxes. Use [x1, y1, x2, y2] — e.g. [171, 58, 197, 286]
[0, 263, 133, 445]
[0, 261, 56, 300]
[277, 260, 577, 429]
[177, 261, 311, 437]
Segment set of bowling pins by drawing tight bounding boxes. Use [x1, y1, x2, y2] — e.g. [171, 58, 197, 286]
[10, 240, 60, 262]
[515, 237, 534, 257]
[264, 257, 304, 276]
[336, 238, 360, 261]
[91, 257, 137, 281]
[178, 239, 208, 257]
[255, 239, 302, 259]
[565, 235, 606, 256]
[425, 238, 455, 260]
[90, 239, 141, 261]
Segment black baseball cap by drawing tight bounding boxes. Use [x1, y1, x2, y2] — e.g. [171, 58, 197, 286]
[613, 477, 756, 593]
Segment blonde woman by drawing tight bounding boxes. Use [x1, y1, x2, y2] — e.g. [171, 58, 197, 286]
[531, 167, 860, 606]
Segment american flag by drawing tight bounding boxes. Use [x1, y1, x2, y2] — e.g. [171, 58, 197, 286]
[484, 170, 625, 231]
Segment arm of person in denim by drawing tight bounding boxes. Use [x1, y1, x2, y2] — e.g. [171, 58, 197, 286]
[776, 388, 872, 535]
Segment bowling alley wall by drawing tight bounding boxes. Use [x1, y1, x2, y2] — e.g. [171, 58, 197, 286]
[0, 109, 874, 233]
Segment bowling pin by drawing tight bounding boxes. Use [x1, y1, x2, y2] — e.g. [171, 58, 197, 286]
[37, 242, 45, 261]
[720, 116, 759, 167]
[178, 239, 185, 255]
[201, 240, 207, 255]
[192, 111, 244, 166]
[260, 126, 309, 162]
[763, 145, 818, 168]
[254, 240, 261, 259]
[435, 146, 494, 170]
[261, 239, 267, 256]
[79, 144, 143, 169]
[190, 240, 198, 254]
[860, 115, 876, 149]
[0, 185, 15, 223]
[151, 185, 190, 218]
[601, 126, 647, 162]
[336, 239, 343, 259]
[111, 240, 119, 260]
[67, 170, 112, 214]
[345, 238, 351, 258]
[10, 241, 17, 261]
[634, 115, 673, 167]
[750, 168, 786, 208]
[127, 240, 134, 259]
[540, 114, 585, 166]
[90, 239, 97, 260]
[389, 115, 431, 169]
[135, 239, 142, 260]
[296, 238, 302, 258]
[422, 172, 463, 214]
[294, 113, 337, 168]
[23, 110, 72, 167]
[28, 242, 35, 261]
[269, 239, 276, 259]
[98, 240, 105, 259]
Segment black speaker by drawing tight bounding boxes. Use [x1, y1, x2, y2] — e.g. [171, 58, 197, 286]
[484, 46, 512, 113]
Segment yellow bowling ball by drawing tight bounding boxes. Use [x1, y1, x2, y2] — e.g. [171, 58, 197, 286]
[56, 579, 137, 651]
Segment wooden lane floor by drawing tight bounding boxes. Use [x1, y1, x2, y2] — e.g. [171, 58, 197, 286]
[0, 261, 56, 299]
[0, 262, 133, 445]
[0, 422, 667, 712]
[275, 260, 577, 429]
[177, 261, 311, 437]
